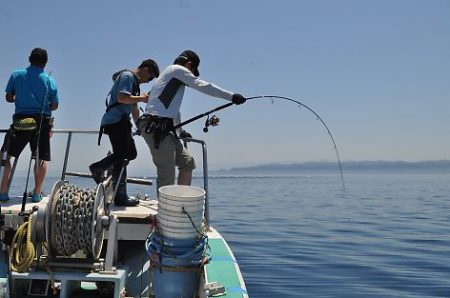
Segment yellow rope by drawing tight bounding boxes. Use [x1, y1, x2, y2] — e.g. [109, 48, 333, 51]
[10, 217, 35, 272]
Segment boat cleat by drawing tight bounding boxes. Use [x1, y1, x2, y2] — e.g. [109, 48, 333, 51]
[204, 282, 226, 296]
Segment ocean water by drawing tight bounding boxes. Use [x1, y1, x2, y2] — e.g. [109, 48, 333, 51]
[202, 173, 450, 298]
[8, 172, 450, 297]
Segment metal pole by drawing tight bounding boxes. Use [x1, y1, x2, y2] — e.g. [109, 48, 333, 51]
[61, 132, 72, 181]
[113, 160, 128, 200]
[20, 155, 33, 214]
[6, 157, 18, 192]
[0, 150, 7, 184]
[201, 141, 209, 225]
[182, 138, 210, 225]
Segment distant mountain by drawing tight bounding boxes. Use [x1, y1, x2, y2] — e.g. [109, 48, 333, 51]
[213, 160, 450, 174]
[341, 160, 450, 171]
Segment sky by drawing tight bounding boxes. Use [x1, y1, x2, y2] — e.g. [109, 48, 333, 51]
[1, 0, 449, 175]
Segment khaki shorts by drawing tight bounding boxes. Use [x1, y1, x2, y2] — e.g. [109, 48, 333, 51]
[139, 123, 195, 190]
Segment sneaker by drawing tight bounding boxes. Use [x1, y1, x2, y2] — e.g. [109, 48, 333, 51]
[89, 165, 104, 184]
[31, 192, 43, 203]
[114, 195, 139, 207]
[0, 192, 9, 202]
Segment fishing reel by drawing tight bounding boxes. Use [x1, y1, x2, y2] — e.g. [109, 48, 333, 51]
[203, 115, 220, 133]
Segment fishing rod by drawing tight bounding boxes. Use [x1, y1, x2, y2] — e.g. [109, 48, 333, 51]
[20, 71, 52, 213]
[34, 71, 53, 176]
[173, 102, 233, 131]
[177, 94, 346, 190]
[19, 156, 34, 215]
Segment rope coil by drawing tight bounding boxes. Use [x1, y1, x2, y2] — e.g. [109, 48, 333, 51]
[11, 216, 35, 272]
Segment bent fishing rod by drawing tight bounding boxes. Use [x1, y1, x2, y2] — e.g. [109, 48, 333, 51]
[175, 95, 346, 191]
[174, 102, 234, 132]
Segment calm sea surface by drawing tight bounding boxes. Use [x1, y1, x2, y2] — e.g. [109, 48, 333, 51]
[203, 172, 450, 298]
[11, 171, 450, 297]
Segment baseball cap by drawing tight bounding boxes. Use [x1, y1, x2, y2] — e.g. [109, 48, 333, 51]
[177, 50, 200, 76]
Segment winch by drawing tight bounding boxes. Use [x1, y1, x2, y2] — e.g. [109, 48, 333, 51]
[11, 176, 117, 275]
[45, 180, 107, 259]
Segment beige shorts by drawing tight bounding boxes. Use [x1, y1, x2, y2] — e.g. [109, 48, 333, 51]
[139, 122, 195, 190]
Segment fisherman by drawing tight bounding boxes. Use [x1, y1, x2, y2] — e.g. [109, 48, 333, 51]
[89, 59, 159, 207]
[0, 48, 59, 202]
[138, 50, 246, 192]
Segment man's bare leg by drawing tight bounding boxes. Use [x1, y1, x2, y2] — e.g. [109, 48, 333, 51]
[33, 160, 47, 194]
[177, 169, 192, 185]
[0, 157, 12, 192]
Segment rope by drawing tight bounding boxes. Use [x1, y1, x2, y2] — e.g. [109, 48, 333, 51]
[182, 206, 206, 238]
[10, 217, 35, 272]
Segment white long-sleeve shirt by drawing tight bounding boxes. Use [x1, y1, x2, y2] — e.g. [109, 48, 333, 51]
[145, 64, 233, 119]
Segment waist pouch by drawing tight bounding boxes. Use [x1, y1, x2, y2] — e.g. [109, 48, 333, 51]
[12, 115, 52, 131]
[139, 114, 174, 149]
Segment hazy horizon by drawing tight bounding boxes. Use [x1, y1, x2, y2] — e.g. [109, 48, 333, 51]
[9, 158, 449, 178]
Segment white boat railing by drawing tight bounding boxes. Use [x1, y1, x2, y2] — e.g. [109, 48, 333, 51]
[0, 128, 210, 225]
[182, 137, 210, 225]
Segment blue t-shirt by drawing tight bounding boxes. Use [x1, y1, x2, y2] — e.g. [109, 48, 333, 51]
[101, 70, 138, 126]
[5, 65, 59, 117]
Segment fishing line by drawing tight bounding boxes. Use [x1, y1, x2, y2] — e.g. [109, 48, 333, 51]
[34, 71, 52, 174]
[177, 94, 346, 190]
[246, 95, 345, 191]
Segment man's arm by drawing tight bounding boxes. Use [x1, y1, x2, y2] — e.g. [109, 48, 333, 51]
[173, 67, 233, 101]
[5, 93, 15, 103]
[131, 104, 140, 123]
[117, 92, 148, 104]
[5, 74, 16, 103]
[50, 102, 58, 111]
[48, 78, 59, 110]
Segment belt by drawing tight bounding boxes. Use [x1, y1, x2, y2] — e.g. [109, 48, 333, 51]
[138, 114, 174, 149]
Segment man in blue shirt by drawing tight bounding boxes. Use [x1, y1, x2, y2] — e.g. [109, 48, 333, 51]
[90, 59, 159, 206]
[0, 48, 59, 202]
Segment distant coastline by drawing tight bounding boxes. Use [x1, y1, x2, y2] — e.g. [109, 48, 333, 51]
[213, 160, 450, 175]
[12, 160, 450, 177]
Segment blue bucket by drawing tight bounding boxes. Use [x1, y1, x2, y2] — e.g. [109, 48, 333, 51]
[151, 265, 200, 298]
[146, 232, 208, 297]
[160, 234, 198, 248]
[146, 231, 200, 251]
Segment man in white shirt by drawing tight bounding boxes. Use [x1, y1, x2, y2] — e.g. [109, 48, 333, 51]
[139, 50, 246, 191]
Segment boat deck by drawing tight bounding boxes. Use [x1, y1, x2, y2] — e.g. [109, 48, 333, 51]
[0, 196, 158, 240]
[1, 196, 158, 219]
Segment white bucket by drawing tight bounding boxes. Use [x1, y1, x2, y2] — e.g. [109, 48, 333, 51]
[157, 185, 205, 240]
[158, 201, 205, 214]
[159, 185, 205, 202]
[157, 208, 203, 224]
[159, 194, 204, 208]
[157, 212, 203, 229]
[158, 217, 203, 230]
[158, 224, 203, 239]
